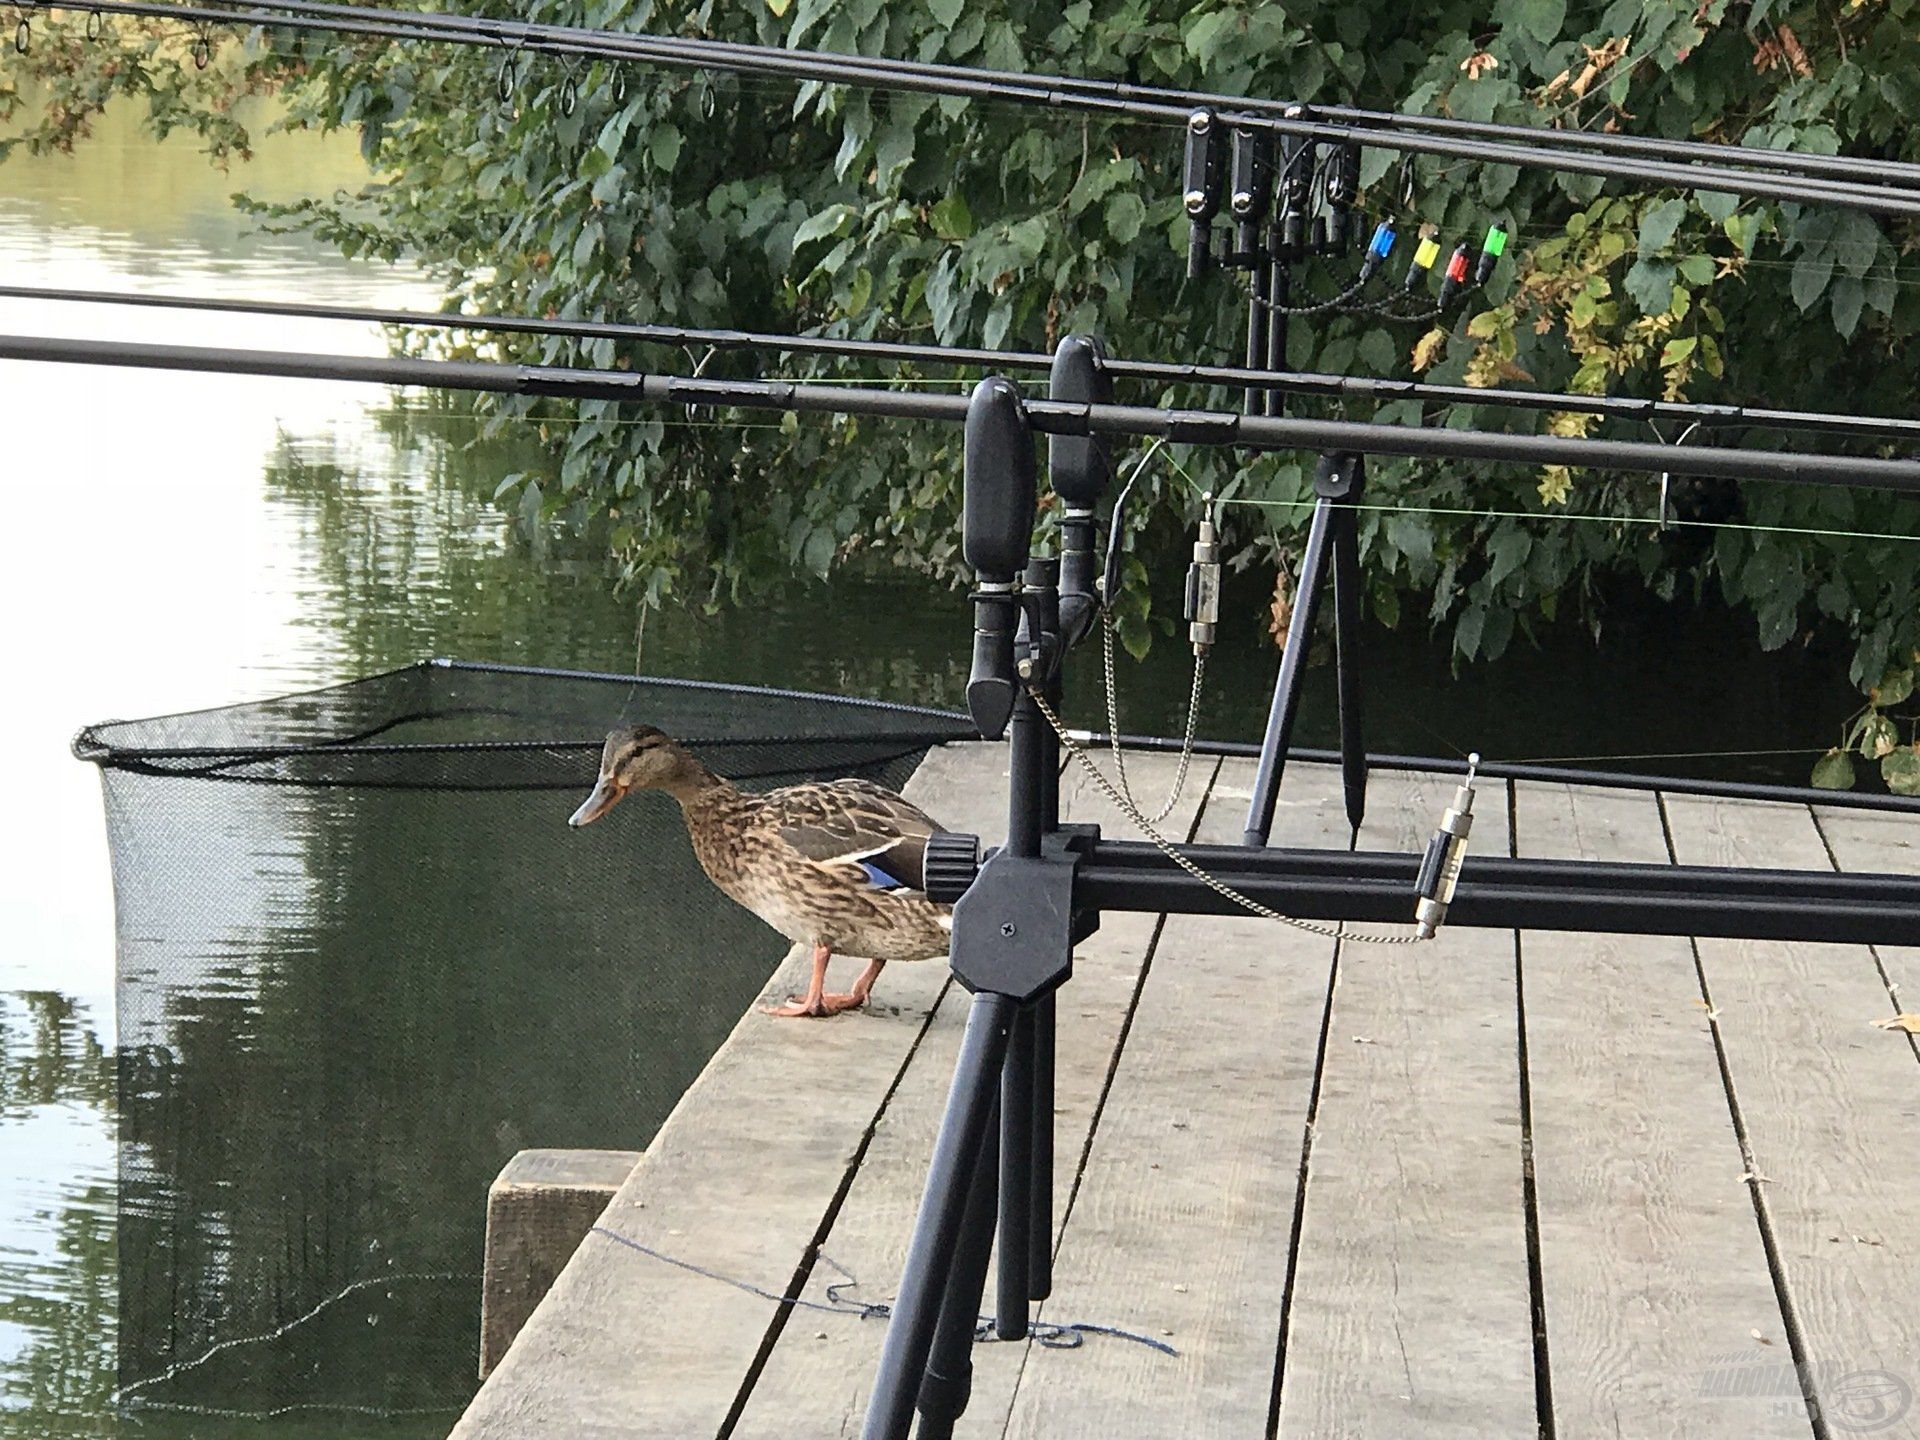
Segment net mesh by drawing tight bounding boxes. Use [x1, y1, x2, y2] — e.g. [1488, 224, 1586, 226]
[78, 660, 972, 1430]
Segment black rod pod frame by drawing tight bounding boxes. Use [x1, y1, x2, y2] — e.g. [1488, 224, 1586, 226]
[864, 379, 1097, 1440]
[1048, 335, 1113, 648]
[1244, 451, 1371, 842]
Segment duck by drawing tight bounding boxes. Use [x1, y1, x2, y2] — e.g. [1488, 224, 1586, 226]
[568, 725, 952, 1018]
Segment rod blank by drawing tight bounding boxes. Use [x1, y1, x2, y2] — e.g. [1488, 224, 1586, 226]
[8, 284, 1920, 444]
[5, 330, 1919, 492]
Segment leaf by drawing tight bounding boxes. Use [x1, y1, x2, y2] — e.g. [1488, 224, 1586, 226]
[1791, 248, 1835, 311]
[845, 267, 873, 317]
[1411, 327, 1447, 371]
[1268, 565, 1294, 649]
[802, 526, 836, 578]
[1184, 10, 1238, 63]
[1623, 258, 1675, 314]
[927, 0, 964, 26]
[649, 122, 683, 172]
[1883, 746, 1920, 797]
[1677, 253, 1715, 286]
[1858, 712, 1898, 761]
[1659, 335, 1698, 367]
[929, 193, 973, 241]
[1513, 0, 1567, 43]
[873, 121, 915, 188]
[1486, 526, 1532, 587]
[1830, 277, 1865, 340]
[1870, 1013, 1920, 1034]
[1811, 748, 1856, 790]
[1696, 191, 1738, 223]
[793, 204, 853, 248]
[1637, 198, 1687, 257]
[767, 0, 791, 13]
[1872, 668, 1914, 707]
[1105, 191, 1146, 244]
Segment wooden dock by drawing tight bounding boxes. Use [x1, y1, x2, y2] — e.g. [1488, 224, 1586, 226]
[450, 743, 1920, 1439]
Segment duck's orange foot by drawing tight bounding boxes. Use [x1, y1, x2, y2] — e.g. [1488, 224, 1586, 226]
[762, 991, 866, 1019]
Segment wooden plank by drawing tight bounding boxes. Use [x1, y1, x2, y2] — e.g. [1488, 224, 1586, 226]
[1811, 804, 1920, 1029]
[728, 750, 1220, 1440]
[480, 1148, 643, 1379]
[449, 742, 1006, 1440]
[1000, 758, 1349, 1438]
[1276, 768, 1536, 1440]
[1663, 793, 1920, 1435]
[1514, 782, 1804, 1439]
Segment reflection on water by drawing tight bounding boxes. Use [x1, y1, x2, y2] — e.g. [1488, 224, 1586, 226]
[0, 91, 977, 1440]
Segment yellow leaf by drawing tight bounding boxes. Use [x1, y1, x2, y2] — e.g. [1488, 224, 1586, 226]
[1466, 310, 1503, 340]
[1411, 327, 1447, 371]
[767, 0, 792, 13]
[1268, 563, 1295, 650]
[1871, 1014, 1920, 1034]
[1537, 467, 1573, 506]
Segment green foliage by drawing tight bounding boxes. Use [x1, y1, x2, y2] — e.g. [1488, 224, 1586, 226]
[10, 0, 1920, 784]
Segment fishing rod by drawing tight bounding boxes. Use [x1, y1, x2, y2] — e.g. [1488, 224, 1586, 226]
[22, 0, 1920, 218]
[10, 282, 1920, 444]
[435, 1, 1920, 191]
[5, 330, 1919, 493]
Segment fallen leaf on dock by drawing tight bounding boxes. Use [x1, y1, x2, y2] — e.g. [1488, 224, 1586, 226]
[1870, 1013, 1920, 1034]
[1750, 1329, 1773, 1345]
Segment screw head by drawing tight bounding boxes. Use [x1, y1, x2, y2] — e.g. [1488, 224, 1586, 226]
[1000, 922, 1017, 938]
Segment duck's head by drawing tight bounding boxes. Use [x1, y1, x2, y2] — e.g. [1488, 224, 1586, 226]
[568, 725, 700, 826]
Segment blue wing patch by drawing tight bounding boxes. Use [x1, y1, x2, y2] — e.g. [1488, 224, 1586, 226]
[857, 859, 909, 891]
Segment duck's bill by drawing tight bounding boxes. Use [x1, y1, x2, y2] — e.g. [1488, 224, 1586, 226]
[569, 777, 625, 827]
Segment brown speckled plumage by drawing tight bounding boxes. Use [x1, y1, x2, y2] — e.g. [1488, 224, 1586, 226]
[568, 727, 952, 1001]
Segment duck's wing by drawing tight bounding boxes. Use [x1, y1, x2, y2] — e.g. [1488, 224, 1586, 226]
[769, 779, 940, 893]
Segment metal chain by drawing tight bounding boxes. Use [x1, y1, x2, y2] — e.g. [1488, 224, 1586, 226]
[1028, 685, 1427, 945]
[1101, 608, 1203, 825]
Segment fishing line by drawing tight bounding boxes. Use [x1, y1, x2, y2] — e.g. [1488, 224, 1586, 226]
[112, 1269, 478, 1405]
[589, 1224, 1179, 1355]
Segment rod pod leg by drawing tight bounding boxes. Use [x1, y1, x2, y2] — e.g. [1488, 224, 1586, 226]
[1028, 991, 1055, 1299]
[1329, 488, 1368, 832]
[862, 993, 1016, 1440]
[1241, 496, 1335, 846]
[913, 1095, 1001, 1440]
[997, 1004, 1035, 1337]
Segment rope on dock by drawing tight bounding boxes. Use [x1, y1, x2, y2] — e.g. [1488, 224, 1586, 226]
[590, 1224, 1180, 1356]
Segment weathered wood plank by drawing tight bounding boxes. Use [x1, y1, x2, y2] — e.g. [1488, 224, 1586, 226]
[1811, 804, 1920, 1032]
[1514, 782, 1804, 1439]
[1662, 794, 1920, 1436]
[480, 1148, 643, 1380]
[1000, 758, 1348, 1439]
[448, 742, 1006, 1440]
[729, 750, 1220, 1440]
[1276, 768, 1535, 1440]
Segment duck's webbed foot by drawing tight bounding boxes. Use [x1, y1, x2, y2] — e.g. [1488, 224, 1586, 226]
[761, 941, 852, 1019]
